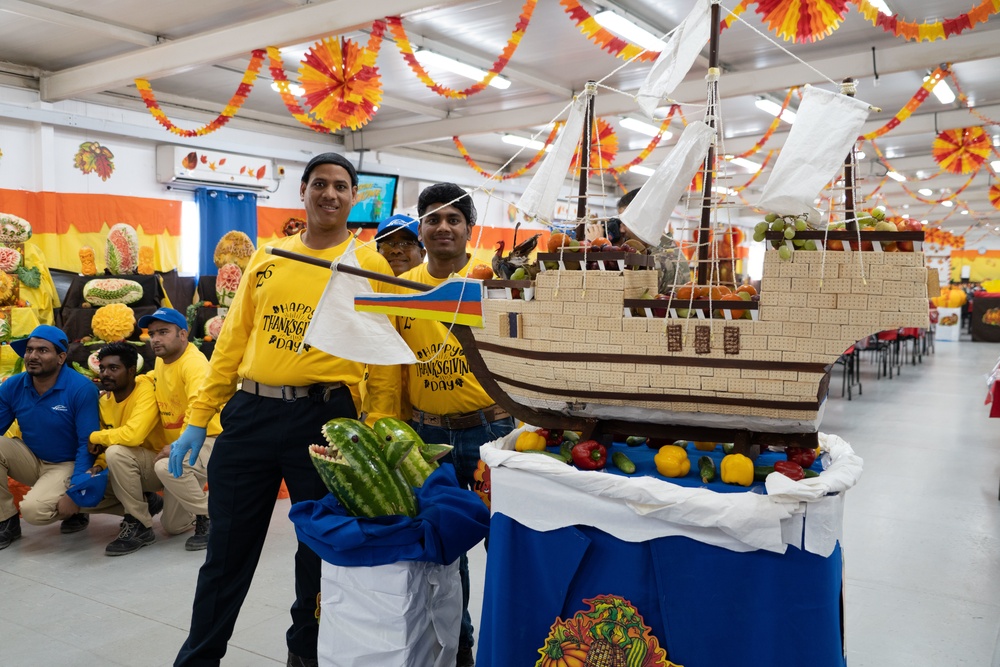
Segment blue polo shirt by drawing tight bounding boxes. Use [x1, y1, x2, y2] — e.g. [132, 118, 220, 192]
[0, 364, 100, 476]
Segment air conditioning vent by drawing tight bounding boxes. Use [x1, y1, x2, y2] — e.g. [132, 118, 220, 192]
[155, 146, 277, 191]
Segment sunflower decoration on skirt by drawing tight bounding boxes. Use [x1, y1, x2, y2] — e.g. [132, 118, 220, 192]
[753, 0, 850, 43]
[990, 183, 1000, 211]
[932, 126, 991, 175]
[569, 118, 618, 175]
[298, 36, 382, 132]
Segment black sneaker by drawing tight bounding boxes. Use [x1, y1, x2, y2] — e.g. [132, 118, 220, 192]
[185, 515, 210, 551]
[105, 514, 154, 556]
[60, 513, 89, 534]
[456, 645, 475, 667]
[145, 492, 164, 518]
[0, 514, 21, 550]
[286, 651, 318, 667]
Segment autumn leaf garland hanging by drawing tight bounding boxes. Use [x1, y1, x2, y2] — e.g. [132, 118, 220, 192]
[932, 126, 991, 175]
[298, 36, 383, 131]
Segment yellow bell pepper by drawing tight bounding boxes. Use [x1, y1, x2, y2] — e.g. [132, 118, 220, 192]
[654, 445, 691, 478]
[720, 453, 754, 487]
[515, 431, 547, 452]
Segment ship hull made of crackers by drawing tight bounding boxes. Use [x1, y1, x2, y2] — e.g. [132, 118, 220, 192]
[466, 248, 929, 434]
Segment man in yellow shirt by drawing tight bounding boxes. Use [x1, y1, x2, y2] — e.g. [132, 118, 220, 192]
[169, 153, 399, 667]
[144, 307, 222, 552]
[395, 183, 515, 667]
[85, 341, 168, 556]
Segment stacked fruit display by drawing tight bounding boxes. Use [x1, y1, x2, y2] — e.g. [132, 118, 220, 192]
[757, 207, 923, 260]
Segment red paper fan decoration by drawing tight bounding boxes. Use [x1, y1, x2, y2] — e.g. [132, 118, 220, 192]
[570, 118, 618, 174]
[754, 0, 849, 43]
[298, 37, 382, 131]
[932, 127, 991, 175]
[990, 184, 1000, 210]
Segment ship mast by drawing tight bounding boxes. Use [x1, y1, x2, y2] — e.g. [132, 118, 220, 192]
[696, 1, 722, 286]
[841, 77, 858, 232]
[575, 81, 597, 241]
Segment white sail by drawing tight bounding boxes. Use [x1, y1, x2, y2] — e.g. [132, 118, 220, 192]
[619, 121, 715, 247]
[756, 86, 872, 223]
[516, 89, 590, 222]
[301, 240, 417, 365]
[636, 0, 712, 118]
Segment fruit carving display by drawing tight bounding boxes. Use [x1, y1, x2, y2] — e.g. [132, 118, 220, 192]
[754, 207, 921, 260]
[372, 417, 453, 489]
[931, 286, 967, 309]
[0, 214, 32, 244]
[204, 315, 225, 340]
[0, 272, 17, 307]
[138, 246, 155, 275]
[308, 418, 421, 517]
[215, 263, 243, 308]
[0, 247, 22, 274]
[83, 278, 143, 307]
[106, 223, 140, 275]
[79, 247, 97, 275]
[91, 303, 137, 342]
[213, 231, 255, 270]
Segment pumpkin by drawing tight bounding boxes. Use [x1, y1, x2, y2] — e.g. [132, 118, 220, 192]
[537, 641, 588, 667]
[932, 286, 967, 309]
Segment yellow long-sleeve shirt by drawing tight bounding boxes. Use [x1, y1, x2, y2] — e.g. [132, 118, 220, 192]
[392, 260, 494, 415]
[147, 342, 222, 443]
[89, 375, 167, 470]
[189, 233, 399, 427]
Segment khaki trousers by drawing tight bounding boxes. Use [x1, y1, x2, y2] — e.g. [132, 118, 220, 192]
[85, 445, 164, 528]
[154, 436, 214, 535]
[0, 436, 73, 525]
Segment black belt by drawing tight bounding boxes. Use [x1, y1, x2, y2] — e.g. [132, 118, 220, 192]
[411, 405, 511, 430]
[240, 379, 343, 403]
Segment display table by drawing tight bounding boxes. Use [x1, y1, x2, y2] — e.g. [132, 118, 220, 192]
[59, 274, 166, 342]
[477, 431, 859, 667]
[971, 293, 1000, 342]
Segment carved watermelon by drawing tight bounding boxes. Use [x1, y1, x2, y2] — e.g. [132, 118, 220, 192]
[216, 263, 242, 308]
[213, 231, 255, 271]
[83, 278, 143, 307]
[205, 315, 225, 339]
[106, 223, 139, 275]
[0, 214, 32, 244]
[0, 246, 22, 273]
[0, 316, 9, 342]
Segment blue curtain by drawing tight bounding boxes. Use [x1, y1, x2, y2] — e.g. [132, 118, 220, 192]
[195, 188, 258, 276]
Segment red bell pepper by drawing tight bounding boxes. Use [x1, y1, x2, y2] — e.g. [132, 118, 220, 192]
[785, 446, 817, 469]
[774, 460, 805, 481]
[571, 440, 607, 470]
[536, 428, 564, 448]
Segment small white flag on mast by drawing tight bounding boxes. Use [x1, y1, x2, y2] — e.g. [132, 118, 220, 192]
[636, 0, 713, 119]
[301, 240, 417, 365]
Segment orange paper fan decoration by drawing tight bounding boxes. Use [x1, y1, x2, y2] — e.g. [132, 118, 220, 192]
[932, 126, 991, 175]
[990, 184, 1000, 210]
[569, 118, 618, 174]
[754, 0, 850, 43]
[299, 37, 382, 132]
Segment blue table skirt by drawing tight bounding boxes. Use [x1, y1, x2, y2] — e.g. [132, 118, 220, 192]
[478, 513, 845, 667]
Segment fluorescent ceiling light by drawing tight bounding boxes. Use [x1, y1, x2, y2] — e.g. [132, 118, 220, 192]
[992, 160, 1000, 171]
[755, 97, 795, 124]
[961, 209, 969, 215]
[941, 200, 953, 208]
[271, 80, 305, 97]
[902, 214, 909, 219]
[712, 185, 737, 196]
[628, 165, 655, 176]
[502, 134, 549, 151]
[620, 117, 671, 139]
[921, 220, 928, 224]
[923, 74, 955, 104]
[868, 0, 893, 15]
[886, 170, 906, 182]
[918, 188, 933, 196]
[730, 157, 761, 173]
[993, 135, 1000, 147]
[856, 150, 866, 160]
[414, 49, 510, 90]
[593, 11, 666, 52]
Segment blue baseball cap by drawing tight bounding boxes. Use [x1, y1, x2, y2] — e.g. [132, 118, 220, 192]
[66, 469, 109, 508]
[11, 324, 69, 358]
[376, 214, 422, 247]
[138, 307, 188, 331]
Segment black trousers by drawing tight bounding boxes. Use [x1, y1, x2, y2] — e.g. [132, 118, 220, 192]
[175, 386, 355, 666]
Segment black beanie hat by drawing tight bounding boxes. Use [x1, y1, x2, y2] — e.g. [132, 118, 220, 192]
[301, 152, 358, 188]
[417, 183, 477, 226]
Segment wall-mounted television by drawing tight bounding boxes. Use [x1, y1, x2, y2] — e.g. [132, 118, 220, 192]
[347, 172, 399, 227]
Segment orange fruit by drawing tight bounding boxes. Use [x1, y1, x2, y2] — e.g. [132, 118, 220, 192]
[736, 284, 757, 297]
[469, 264, 495, 280]
[547, 233, 572, 253]
[718, 293, 746, 317]
[676, 285, 695, 300]
[694, 285, 711, 299]
[717, 285, 732, 296]
[591, 237, 611, 249]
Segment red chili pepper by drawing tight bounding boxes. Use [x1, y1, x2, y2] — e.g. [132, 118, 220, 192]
[774, 460, 805, 481]
[571, 440, 607, 470]
[785, 446, 817, 468]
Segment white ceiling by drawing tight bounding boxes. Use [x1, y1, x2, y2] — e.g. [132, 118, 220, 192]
[1, 0, 999, 230]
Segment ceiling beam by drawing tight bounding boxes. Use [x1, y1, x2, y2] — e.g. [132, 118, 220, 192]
[40, 0, 459, 102]
[354, 26, 1000, 150]
[0, 0, 158, 47]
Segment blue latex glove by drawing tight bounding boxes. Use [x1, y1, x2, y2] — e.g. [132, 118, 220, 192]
[169, 426, 207, 478]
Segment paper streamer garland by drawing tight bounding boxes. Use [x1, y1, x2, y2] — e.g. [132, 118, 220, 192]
[610, 106, 678, 174]
[861, 66, 947, 140]
[753, 0, 850, 43]
[136, 50, 264, 137]
[990, 184, 1000, 210]
[851, 0, 1000, 42]
[453, 125, 559, 181]
[559, 0, 660, 62]
[932, 126, 991, 175]
[299, 37, 382, 131]
[569, 118, 618, 174]
[385, 0, 536, 99]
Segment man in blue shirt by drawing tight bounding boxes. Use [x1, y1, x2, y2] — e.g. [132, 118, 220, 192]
[0, 325, 100, 549]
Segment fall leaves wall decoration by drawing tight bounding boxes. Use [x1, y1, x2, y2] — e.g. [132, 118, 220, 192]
[74, 141, 115, 181]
